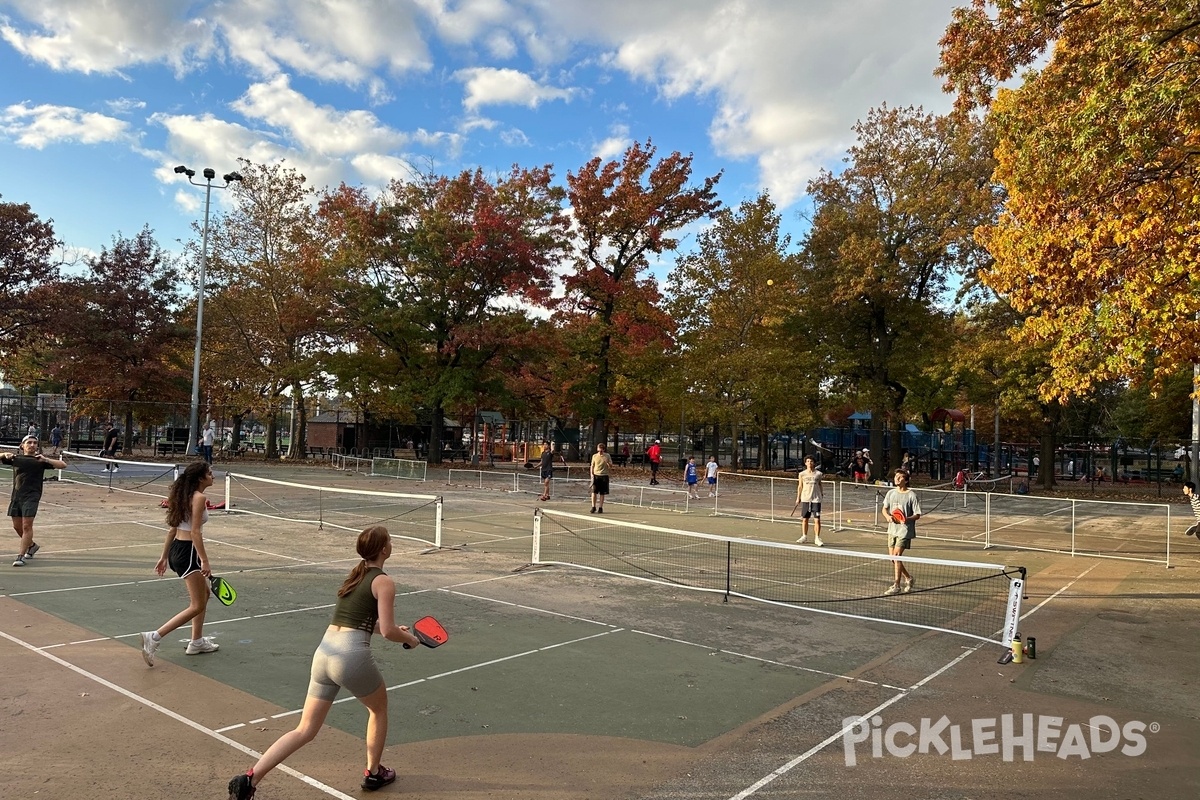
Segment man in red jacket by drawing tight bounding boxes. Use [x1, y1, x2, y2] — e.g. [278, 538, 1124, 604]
[647, 440, 662, 485]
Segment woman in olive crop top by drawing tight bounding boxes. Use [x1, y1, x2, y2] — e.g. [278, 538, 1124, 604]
[228, 526, 420, 799]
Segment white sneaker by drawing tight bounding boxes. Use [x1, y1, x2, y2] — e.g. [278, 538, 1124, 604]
[883, 583, 900, 596]
[101, 467, 110, 472]
[185, 637, 219, 655]
[141, 631, 160, 666]
[902, 578, 915, 594]
[814, 536, 824, 547]
[111, 466, 120, 472]
[796, 534, 808, 544]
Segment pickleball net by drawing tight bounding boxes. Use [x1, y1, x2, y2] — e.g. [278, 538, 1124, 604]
[532, 509, 1024, 645]
[224, 472, 443, 547]
[58, 450, 184, 498]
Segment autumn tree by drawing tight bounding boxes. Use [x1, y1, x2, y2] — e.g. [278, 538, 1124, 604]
[938, 1, 1200, 398]
[0, 198, 63, 361]
[799, 106, 999, 471]
[668, 194, 812, 469]
[326, 167, 570, 463]
[562, 139, 722, 448]
[202, 160, 331, 459]
[33, 228, 190, 449]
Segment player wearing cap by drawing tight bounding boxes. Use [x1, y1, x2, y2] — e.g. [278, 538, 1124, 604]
[2, 435, 67, 566]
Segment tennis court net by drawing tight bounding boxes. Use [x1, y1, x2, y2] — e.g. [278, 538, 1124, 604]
[225, 472, 443, 547]
[59, 450, 183, 498]
[532, 509, 1024, 645]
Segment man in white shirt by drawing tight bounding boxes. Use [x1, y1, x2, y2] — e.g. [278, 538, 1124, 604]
[795, 455, 824, 546]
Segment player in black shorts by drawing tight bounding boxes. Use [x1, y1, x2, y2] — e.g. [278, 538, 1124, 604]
[2, 435, 67, 567]
[139, 461, 222, 664]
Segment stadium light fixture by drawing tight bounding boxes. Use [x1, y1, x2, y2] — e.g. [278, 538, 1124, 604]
[174, 164, 243, 457]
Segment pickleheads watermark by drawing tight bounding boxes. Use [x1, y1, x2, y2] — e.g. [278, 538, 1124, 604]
[842, 714, 1156, 766]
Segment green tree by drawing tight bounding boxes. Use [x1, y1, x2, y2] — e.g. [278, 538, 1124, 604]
[203, 160, 330, 459]
[799, 106, 999, 471]
[668, 194, 811, 469]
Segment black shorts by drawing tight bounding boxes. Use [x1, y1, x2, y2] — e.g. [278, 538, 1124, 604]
[540, 467, 554, 480]
[168, 539, 202, 578]
[650, 461, 660, 473]
[7, 494, 41, 518]
[800, 502, 821, 519]
[592, 475, 610, 495]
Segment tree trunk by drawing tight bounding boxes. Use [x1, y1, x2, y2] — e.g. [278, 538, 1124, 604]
[1039, 402, 1059, 490]
[265, 413, 279, 460]
[123, 409, 135, 456]
[429, 403, 444, 465]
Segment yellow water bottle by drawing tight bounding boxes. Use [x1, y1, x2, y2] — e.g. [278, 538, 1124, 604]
[1011, 634, 1024, 664]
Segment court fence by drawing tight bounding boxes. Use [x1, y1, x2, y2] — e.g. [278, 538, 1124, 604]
[446, 468, 697, 513]
[712, 473, 1175, 566]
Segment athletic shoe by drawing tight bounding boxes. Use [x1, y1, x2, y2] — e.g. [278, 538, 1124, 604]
[597, 507, 604, 514]
[814, 536, 824, 547]
[362, 765, 396, 791]
[883, 583, 900, 596]
[185, 637, 219, 655]
[796, 534, 808, 544]
[228, 772, 256, 800]
[140, 631, 160, 666]
[25, 542, 39, 558]
[101, 467, 110, 472]
[902, 578, 915, 594]
[12, 557, 25, 567]
[112, 466, 119, 472]
[590, 507, 596, 514]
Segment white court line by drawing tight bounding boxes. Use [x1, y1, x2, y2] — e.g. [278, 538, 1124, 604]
[630, 630, 908, 692]
[725, 562, 1100, 800]
[215, 629, 623, 732]
[0, 628, 359, 800]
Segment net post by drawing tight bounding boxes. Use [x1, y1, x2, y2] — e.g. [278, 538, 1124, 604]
[224, 473, 231, 510]
[532, 508, 542, 563]
[434, 496, 444, 548]
[984, 492, 991, 548]
[724, 540, 732, 603]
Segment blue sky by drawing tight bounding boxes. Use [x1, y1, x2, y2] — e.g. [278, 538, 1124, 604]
[0, 0, 964, 271]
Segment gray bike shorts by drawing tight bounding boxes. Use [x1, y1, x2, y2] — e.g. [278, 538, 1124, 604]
[307, 628, 384, 701]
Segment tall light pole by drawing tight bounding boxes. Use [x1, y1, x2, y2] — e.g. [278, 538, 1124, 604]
[174, 165, 242, 457]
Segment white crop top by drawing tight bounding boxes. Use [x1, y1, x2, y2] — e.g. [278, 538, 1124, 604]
[176, 506, 209, 532]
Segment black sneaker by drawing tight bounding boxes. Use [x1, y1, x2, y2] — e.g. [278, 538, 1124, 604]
[228, 772, 255, 800]
[25, 542, 39, 558]
[362, 765, 396, 791]
[597, 507, 603, 514]
[589, 507, 596, 514]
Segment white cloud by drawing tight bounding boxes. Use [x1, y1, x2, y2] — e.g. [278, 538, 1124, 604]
[413, 0, 514, 44]
[231, 75, 407, 156]
[0, 102, 132, 148]
[106, 98, 148, 115]
[456, 67, 578, 111]
[212, 0, 431, 89]
[525, 0, 958, 202]
[0, 0, 214, 75]
[593, 125, 631, 161]
[351, 152, 418, 184]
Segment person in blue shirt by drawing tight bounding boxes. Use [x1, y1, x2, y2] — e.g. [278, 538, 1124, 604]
[684, 456, 700, 499]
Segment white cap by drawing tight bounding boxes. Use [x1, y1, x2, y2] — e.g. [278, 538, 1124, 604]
[20, 434, 38, 445]
[861, 448, 869, 455]
[655, 439, 660, 443]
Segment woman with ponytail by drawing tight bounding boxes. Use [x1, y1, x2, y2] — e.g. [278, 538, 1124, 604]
[139, 460, 219, 665]
[228, 525, 419, 799]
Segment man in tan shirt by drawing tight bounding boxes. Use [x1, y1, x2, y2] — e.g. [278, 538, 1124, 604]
[590, 442, 614, 514]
